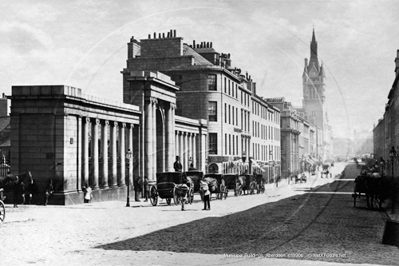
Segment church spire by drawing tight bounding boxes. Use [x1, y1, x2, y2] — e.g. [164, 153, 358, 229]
[308, 28, 319, 72]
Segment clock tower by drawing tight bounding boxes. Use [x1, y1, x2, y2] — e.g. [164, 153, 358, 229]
[302, 28, 325, 131]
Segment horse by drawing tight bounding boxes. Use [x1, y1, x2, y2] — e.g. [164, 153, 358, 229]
[236, 176, 247, 195]
[185, 170, 203, 193]
[0, 171, 35, 207]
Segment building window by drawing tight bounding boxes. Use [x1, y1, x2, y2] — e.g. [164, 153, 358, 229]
[208, 74, 216, 91]
[229, 134, 231, 155]
[232, 106, 235, 125]
[225, 103, 227, 123]
[209, 133, 218, 155]
[208, 101, 217, 121]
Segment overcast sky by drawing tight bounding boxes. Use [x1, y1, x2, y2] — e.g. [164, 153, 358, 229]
[1, 0, 398, 139]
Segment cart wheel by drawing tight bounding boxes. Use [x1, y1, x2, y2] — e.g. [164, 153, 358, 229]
[353, 193, 357, 207]
[219, 184, 224, 200]
[149, 186, 158, 206]
[0, 200, 5, 223]
[166, 198, 171, 205]
[173, 188, 180, 205]
[250, 183, 255, 194]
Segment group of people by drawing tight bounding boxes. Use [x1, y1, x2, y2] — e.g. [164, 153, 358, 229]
[175, 156, 210, 211]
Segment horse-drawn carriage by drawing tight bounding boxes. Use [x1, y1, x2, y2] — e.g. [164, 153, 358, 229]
[149, 172, 194, 207]
[352, 171, 391, 209]
[322, 164, 331, 178]
[236, 175, 254, 195]
[202, 173, 228, 200]
[255, 174, 265, 194]
[185, 170, 203, 193]
[223, 174, 241, 196]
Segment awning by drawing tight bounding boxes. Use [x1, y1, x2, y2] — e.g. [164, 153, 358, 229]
[306, 157, 317, 165]
[251, 159, 265, 172]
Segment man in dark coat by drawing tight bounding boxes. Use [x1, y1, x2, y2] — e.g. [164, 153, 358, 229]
[174, 156, 182, 172]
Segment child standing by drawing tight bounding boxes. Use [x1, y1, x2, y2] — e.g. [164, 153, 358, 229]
[201, 179, 210, 210]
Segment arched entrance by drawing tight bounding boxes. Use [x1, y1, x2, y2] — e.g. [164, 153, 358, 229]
[156, 106, 165, 173]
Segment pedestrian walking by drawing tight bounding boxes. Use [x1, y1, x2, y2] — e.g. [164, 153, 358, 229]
[174, 156, 182, 172]
[201, 178, 210, 210]
[83, 185, 92, 203]
[134, 176, 141, 202]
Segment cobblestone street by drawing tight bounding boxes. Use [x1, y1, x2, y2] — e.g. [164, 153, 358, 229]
[1, 163, 397, 266]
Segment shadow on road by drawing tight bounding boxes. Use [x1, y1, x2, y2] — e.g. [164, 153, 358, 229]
[96, 178, 399, 265]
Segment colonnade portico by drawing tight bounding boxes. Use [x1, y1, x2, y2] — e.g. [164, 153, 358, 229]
[175, 130, 198, 172]
[82, 118, 134, 191]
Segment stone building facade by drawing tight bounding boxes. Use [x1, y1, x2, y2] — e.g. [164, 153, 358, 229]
[373, 49, 399, 176]
[8, 71, 207, 204]
[122, 30, 281, 180]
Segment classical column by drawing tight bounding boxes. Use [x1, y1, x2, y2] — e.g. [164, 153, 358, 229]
[152, 98, 158, 177]
[127, 124, 134, 184]
[175, 131, 179, 162]
[192, 134, 197, 168]
[83, 117, 90, 187]
[183, 132, 188, 172]
[118, 123, 126, 186]
[178, 131, 183, 169]
[187, 133, 192, 168]
[166, 103, 175, 171]
[76, 116, 82, 191]
[92, 119, 100, 189]
[101, 120, 109, 188]
[110, 121, 118, 188]
[201, 132, 207, 173]
[144, 98, 154, 180]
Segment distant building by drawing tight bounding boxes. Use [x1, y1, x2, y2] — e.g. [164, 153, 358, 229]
[353, 130, 373, 156]
[333, 138, 354, 160]
[301, 29, 333, 161]
[0, 93, 10, 163]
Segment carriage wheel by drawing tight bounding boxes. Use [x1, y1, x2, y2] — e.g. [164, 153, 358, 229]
[250, 183, 255, 194]
[219, 184, 225, 200]
[173, 188, 180, 205]
[166, 198, 172, 205]
[149, 186, 158, 206]
[0, 200, 5, 223]
[352, 193, 357, 207]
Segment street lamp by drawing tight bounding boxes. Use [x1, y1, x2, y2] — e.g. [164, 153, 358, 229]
[380, 157, 385, 177]
[390, 146, 396, 177]
[125, 149, 133, 207]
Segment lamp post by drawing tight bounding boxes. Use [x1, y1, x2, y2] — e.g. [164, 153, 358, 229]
[125, 149, 133, 207]
[390, 146, 396, 177]
[380, 157, 385, 177]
